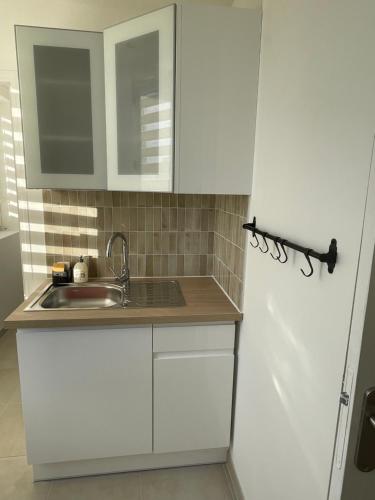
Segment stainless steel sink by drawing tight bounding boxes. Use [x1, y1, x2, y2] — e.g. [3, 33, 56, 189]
[25, 280, 185, 311]
[35, 283, 123, 310]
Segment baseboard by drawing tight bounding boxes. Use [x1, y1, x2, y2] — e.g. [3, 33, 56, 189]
[225, 453, 245, 500]
[33, 447, 228, 481]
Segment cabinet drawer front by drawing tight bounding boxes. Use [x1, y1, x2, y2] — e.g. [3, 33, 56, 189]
[154, 353, 234, 453]
[153, 323, 235, 353]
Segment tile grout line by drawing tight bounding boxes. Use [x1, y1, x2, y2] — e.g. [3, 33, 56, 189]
[45, 479, 53, 500]
[213, 232, 246, 252]
[0, 453, 27, 458]
[0, 455, 26, 461]
[0, 396, 15, 418]
[214, 255, 244, 283]
[138, 470, 144, 500]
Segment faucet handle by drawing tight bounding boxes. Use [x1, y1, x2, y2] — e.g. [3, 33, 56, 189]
[119, 265, 130, 283]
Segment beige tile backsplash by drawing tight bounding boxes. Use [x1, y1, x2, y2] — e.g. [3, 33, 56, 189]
[213, 195, 249, 309]
[41, 190, 249, 309]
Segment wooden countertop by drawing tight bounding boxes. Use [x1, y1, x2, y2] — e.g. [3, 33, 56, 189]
[4, 277, 242, 329]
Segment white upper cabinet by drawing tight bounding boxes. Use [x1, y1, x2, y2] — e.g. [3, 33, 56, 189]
[15, 26, 107, 189]
[175, 4, 261, 195]
[104, 6, 175, 192]
[15, 4, 260, 194]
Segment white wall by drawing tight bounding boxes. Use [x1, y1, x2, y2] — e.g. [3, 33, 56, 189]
[231, 1, 375, 499]
[0, 81, 18, 231]
[0, 231, 24, 325]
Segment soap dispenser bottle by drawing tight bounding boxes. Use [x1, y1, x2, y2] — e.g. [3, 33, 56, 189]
[73, 256, 88, 283]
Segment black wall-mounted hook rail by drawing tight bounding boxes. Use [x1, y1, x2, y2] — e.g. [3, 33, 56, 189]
[243, 217, 338, 274]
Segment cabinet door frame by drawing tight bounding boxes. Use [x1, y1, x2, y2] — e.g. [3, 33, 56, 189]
[15, 26, 107, 189]
[104, 6, 175, 192]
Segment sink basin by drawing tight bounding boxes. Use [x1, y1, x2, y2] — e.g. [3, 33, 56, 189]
[39, 283, 122, 309]
[25, 280, 185, 311]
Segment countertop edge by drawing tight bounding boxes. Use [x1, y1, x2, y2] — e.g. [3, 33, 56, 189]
[4, 277, 243, 329]
[5, 313, 243, 330]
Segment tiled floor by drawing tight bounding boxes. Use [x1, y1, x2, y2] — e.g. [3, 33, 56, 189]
[0, 330, 234, 500]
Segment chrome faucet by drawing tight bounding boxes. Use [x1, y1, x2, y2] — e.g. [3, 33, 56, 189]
[105, 232, 130, 285]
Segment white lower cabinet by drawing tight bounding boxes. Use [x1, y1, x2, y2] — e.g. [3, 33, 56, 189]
[17, 326, 152, 464]
[153, 324, 235, 453]
[16, 322, 235, 470]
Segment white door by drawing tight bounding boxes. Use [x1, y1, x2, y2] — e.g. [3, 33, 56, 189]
[230, 1, 375, 500]
[339, 256, 375, 499]
[15, 26, 107, 189]
[17, 326, 152, 464]
[329, 142, 375, 499]
[104, 6, 175, 192]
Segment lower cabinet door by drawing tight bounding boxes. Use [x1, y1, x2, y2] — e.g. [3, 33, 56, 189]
[153, 352, 234, 453]
[17, 326, 152, 464]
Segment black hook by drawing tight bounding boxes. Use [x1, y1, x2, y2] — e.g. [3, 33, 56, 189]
[270, 238, 281, 260]
[278, 239, 288, 263]
[250, 232, 259, 248]
[300, 249, 314, 277]
[259, 233, 269, 253]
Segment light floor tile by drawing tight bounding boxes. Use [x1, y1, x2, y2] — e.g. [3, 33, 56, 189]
[0, 369, 21, 407]
[0, 404, 26, 458]
[0, 456, 50, 500]
[47, 471, 141, 500]
[0, 331, 18, 370]
[140, 464, 233, 500]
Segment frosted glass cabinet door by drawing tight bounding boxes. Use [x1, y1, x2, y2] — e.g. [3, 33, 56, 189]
[104, 6, 175, 192]
[15, 26, 107, 189]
